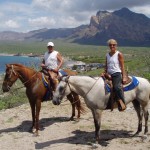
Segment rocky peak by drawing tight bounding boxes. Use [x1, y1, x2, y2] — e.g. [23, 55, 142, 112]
[90, 10, 111, 30]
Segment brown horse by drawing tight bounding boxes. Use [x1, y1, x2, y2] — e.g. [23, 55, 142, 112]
[2, 64, 84, 135]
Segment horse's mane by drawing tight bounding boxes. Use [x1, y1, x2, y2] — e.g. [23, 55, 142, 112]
[9, 63, 37, 72]
[88, 76, 100, 79]
[68, 75, 99, 82]
[10, 63, 25, 67]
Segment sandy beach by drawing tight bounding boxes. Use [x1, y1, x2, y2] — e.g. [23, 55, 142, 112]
[0, 97, 150, 150]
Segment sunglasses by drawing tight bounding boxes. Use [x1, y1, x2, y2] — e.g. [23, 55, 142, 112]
[109, 44, 116, 47]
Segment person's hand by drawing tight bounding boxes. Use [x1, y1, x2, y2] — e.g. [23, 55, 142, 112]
[122, 76, 127, 84]
[41, 63, 45, 67]
[101, 72, 105, 77]
[52, 68, 59, 73]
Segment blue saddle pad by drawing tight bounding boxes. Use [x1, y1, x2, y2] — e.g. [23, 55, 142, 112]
[58, 69, 68, 77]
[42, 73, 51, 101]
[105, 76, 139, 93]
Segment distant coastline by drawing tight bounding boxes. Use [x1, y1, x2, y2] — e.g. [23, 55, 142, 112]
[0, 53, 15, 56]
[0, 53, 43, 58]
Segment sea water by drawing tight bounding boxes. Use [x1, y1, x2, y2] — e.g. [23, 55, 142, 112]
[0, 55, 41, 74]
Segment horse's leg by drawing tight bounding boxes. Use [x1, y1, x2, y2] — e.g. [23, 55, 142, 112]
[34, 99, 41, 136]
[67, 93, 76, 120]
[29, 100, 36, 132]
[132, 99, 143, 135]
[72, 92, 81, 119]
[142, 104, 149, 135]
[91, 109, 102, 143]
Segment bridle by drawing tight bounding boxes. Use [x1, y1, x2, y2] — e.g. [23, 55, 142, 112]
[8, 65, 18, 79]
[57, 76, 80, 105]
[6, 65, 38, 90]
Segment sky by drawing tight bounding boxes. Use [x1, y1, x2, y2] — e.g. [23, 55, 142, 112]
[0, 0, 150, 33]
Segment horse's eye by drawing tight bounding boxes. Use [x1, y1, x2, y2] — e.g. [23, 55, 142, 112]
[5, 72, 10, 79]
[59, 86, 64, 93]
[6, 69, 10, 75]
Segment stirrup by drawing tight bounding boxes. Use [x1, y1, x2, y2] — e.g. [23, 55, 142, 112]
[118, 99, 126, 111]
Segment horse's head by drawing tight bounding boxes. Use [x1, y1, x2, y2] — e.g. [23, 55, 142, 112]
[2, 64, 19, 92]
[52, 76, 70, 105]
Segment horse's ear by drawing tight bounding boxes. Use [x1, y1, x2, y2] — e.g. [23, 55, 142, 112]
[6, 64, 10, 68]
[65, 76, 70, 82]
[62, 76, 69, 82]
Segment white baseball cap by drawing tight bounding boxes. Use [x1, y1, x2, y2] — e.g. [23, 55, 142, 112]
[47, 42, 54, 47]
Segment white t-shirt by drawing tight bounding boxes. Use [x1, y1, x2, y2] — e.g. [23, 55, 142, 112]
[44, 50, 58, 69]
[106, 51, 121, 75]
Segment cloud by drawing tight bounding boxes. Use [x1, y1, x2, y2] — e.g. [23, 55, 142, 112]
[32, 0, 150, 12]
[0, 0, 150, 32]
[28, 17, 56, 28]
[131, 5, 150, 17]
[31, 0, 150, 28]
[5, 20, 20, 28]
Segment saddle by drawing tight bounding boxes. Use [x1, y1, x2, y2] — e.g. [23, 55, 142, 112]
[103, 72, 132, 85]
[41, 68, 71, 101]
[103, 72, 131, 111]
[41, 67, 56, 101]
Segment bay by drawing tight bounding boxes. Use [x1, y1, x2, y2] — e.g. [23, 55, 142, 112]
[0, 55, 41, 74]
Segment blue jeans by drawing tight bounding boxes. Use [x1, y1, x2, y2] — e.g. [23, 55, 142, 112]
[111, 72, 125, 102]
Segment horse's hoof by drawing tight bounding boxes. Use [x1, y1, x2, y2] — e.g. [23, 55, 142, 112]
[68, 117, 74, 121]
[131, 131, 140, 137]
[92, 143, 99, 148]
[141, 135, 148, 142]
[75, 118, 80, 122]
[87, 141, 100, 149]
[33, 132, 40, 137]
[32, 128, 36, 133]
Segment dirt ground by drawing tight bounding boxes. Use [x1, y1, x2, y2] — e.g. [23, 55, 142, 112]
[0, 97, 150, 150]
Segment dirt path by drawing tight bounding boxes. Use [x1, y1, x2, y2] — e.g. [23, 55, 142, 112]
[0, 98, 150, 150]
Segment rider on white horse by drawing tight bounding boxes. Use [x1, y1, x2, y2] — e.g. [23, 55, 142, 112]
[102, 39, 127, 111]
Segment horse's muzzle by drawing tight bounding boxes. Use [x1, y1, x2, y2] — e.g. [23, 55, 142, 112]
[2, 85, 10, 92]
[52, 97, 61, 105]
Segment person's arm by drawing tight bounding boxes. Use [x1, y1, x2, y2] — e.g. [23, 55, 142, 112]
[118, 52, 126, 83]
[54, 52, 63, 72]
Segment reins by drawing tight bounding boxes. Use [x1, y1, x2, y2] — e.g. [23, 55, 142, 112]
[58, 76, 81, 105]
[82, 76, 101, 98]
[8, 65, 39, 91]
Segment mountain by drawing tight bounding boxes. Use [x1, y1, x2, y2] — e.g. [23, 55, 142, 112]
[25, 25, 88, 41]
[73, 7, 150, 46]
[0, 7, 150, 46]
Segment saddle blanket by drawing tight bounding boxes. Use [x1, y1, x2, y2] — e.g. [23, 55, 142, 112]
[42, 70, 68, 100]
[58, 69, 68, 77]
[42, 69, 68, 87]
[105, 76, 139, 93]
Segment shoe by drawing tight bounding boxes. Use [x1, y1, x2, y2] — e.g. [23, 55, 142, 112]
[118, 99, 126, 111]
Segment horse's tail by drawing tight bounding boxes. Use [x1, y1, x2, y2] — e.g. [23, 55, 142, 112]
[75, 97, 87, 115]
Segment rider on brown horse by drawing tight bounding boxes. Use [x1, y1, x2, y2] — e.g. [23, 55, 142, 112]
[41, 41, 63, 91]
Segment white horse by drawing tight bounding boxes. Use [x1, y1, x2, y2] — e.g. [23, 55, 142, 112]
[52, 75, 150, 142]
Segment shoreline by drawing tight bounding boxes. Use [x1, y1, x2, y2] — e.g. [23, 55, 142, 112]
[0, 53, 15, 56]
[0, 53, 43, 57]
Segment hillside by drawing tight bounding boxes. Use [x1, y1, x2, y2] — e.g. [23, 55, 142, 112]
[0, 8, 150, 46]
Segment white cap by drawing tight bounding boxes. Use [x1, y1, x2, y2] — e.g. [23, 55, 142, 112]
[47, 42, 54, 47]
